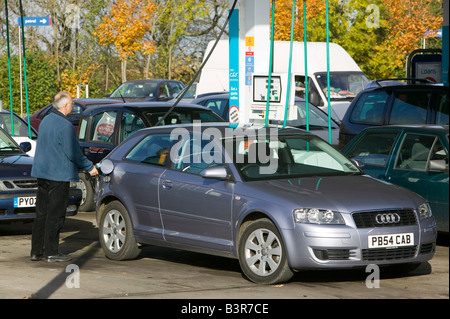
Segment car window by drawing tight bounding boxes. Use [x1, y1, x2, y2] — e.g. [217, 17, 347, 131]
[37, 105, 52, 120]
[90, 111, 117, 143]
[389, 91, 430, 125]
[345, 132, 397, 167]
[69, 103, 83, 116]
[204, 99, 228, 118]
[350, 91, 388, 125]
[271, 100, 339, 129]
[167, 82, 184, 97]
[436, 92, 449, 125]
[125, 134, 172, 166]
[0, 113, 37, 139]
[0, 129, 21, 152]
[120, 112, 145, 142]
[395, 134, 442, 171]
[171, 135, 223, 175]
[157, 83, 170, 99]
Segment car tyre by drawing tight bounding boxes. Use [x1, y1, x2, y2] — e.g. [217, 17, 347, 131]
[98, 200, 140, 260]
[77, 172, 95, 212]
[238, 218, 294, 284]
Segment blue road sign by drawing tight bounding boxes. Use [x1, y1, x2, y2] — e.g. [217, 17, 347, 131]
[18, 16, 52, 27]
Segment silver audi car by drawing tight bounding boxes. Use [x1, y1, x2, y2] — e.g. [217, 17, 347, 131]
[95, 123, 437, 284]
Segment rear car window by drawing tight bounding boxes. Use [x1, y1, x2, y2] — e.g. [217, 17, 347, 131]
[350, 91, 388, 125]
[389, 90, 430, 125]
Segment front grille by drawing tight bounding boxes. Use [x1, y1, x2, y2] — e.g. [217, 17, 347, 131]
[352, 209, 417, 228]
[13, 179, 38, 189]
[1, 179, 37, 190]
[362, 246, 417, 261]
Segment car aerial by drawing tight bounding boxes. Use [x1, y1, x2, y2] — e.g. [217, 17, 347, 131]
[76, 101, 225, 211]
[107, 79, 186, 102]
[342, 125, 449, 233]
[29, 98, 120, 133]
[0, 127, 82, 222]
[94, 123, 437, 285]
[192, 93, 340, 146]
[0, 109, 38, 157]
[339, 82, 449, 148]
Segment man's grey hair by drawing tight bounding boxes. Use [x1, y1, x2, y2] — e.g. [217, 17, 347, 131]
[53, 92, 71, 110]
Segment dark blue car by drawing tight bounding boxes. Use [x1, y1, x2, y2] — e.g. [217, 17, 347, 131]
[0, 127, 82, 222]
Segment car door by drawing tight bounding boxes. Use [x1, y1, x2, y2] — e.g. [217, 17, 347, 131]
[158, 133, 234, 252]
[78, 110, 119, 163]
[120, 132, 173, 238]
[390, 132, 449, 232]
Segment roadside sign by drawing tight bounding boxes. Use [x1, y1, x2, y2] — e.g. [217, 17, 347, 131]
[18, 16, 52, 27]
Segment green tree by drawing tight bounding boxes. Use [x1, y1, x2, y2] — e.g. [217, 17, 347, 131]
[0, 51, 57, 115]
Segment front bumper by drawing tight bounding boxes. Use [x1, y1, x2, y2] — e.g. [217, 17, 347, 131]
[0, 188, 82, 222]
[283, 217, 437, 270]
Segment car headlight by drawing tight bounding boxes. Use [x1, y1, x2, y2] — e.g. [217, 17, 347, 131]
[418, 202, 432, 220]
[293, 208, 345, 225]
[0, 181, 5, 191]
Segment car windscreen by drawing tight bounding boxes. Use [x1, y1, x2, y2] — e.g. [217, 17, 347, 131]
[110, 82, 158, 98]
[226, 134, 361, 181]
[0, 113, 37, 139]
[270, 100, 339, 129]
[315, 72, 369, 100]
[143, 109, 224, 126]
[0, 129, 23, 154]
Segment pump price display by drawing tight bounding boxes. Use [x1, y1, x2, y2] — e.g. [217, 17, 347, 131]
[14, 196, 37, 208]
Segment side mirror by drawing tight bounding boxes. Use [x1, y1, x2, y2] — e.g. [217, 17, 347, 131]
[351, 159, 365, 169]
[20, 142, 32, 153]
[309, 91, 324, 106]
[201, 166, 230, 181]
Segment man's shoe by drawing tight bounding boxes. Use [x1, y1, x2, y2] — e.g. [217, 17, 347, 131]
[30, 254, 43, 261]
[46, 254, 72, 262]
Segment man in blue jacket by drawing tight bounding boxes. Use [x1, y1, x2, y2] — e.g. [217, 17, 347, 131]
[31, 92, 98, 262]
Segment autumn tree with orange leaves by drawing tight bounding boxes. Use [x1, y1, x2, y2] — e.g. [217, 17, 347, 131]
[273, 0, 443, 79]
[94, 0, 157, 83]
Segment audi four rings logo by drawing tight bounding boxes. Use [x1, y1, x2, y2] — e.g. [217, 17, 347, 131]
[375, 213, 401, 224]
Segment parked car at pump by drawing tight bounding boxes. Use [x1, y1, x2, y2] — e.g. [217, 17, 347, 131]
[0, 127, 82, 222]
[192, 93, 340, 146]
[95, 123, 436, 285]
[339, 82, 449, 148]
[29, 98, 120, 133]
[107, 79, 185, 102]
[342, 125, 449, 233]
[0, 109, 38, 156]
[76, 102, 225, 211]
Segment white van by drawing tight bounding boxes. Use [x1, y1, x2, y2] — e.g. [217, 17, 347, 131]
[197, 40, 369, 122]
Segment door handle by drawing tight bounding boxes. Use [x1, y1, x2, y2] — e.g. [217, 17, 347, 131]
[162, 180, 173, 190]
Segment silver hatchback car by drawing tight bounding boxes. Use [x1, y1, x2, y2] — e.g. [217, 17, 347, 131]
[95, 123, 437, 284]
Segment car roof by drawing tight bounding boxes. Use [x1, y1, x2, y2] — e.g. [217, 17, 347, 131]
[119, 79, 183, 84]
[80, 101, 214, 116]
[134, 122, 312, 138]
[359, 83, 447, 94]
[359, 124, 449, 134]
